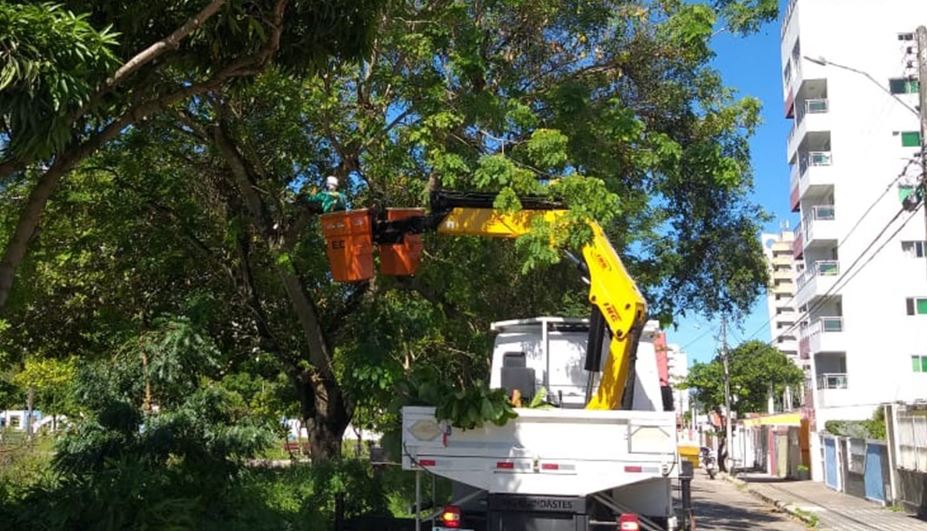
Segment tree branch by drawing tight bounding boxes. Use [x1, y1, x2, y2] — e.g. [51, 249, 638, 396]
[211, 115, 336, 379]
[0, 0, 291, 312]
[108, 0, 228, 88]
[0, 0, 228, 184]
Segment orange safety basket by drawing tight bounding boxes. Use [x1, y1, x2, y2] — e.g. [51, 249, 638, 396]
[379, 208, 426, 276]
[320, 209, 374, 282]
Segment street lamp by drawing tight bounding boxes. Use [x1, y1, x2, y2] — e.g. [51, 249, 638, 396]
[802, 55, 919, 117]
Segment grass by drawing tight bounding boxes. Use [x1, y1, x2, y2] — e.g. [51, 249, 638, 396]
[791, 507, 819, 528]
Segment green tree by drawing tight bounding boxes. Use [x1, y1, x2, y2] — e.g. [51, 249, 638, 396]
[684, 340, 803, 469]
[1, 0, 780, 460]
[0, 0, 383, 309]
[11, 356, 78, 430]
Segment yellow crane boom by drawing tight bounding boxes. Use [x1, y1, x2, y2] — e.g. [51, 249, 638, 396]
[430, 201, 647, 410]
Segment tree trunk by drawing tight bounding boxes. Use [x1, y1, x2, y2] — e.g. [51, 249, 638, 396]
[213, 120, 354, 461]
[293, 369, 350, 460]
[25, 387, 34, 441]
[0, 155, 74, 309]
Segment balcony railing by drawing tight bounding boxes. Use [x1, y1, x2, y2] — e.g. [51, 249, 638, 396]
[818, 316, 843, 332]
[811, 205, 835, 220]
[817, 373, 848, 390]
[796, 98, 829, 124]
[801, 205, 836, 242]
[797, 259, 839, 287]
[800, 316, 844, 339]
[799, 151, 833, 175]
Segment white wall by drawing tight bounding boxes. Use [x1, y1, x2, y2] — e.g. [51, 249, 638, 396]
[781, 0, 927, 432]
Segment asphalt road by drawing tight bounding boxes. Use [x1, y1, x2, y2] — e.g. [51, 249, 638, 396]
[689, 470, 807, 530]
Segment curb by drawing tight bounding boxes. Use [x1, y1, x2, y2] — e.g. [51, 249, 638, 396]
[720, 473, 818, 527]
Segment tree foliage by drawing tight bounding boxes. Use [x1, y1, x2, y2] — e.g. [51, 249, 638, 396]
[684, 340, 804, 415]
[0, 2, 120, 160]
[11, 356, 78, 419]
[1, 0, 778, 462]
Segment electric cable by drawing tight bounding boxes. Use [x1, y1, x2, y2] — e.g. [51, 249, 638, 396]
[745, 157, 922, 342]
[768, 190, 921, 346]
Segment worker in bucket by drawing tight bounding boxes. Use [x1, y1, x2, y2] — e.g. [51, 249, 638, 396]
[307, 175, 346, 213]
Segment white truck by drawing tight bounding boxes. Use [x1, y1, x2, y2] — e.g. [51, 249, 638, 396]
[401, 317, 681, 531]
[324, 191, 689, 529]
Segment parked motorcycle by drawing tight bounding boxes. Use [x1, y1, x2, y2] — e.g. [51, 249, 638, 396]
[700, 447, 718, 479]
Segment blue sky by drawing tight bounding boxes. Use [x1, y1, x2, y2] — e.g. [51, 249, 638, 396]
[668, 13, 798, 364]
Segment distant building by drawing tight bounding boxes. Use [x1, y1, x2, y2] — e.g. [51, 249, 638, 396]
[666, 343, 689, 423]
[762, 230, 801, 363]
[779, 0, 927, 480]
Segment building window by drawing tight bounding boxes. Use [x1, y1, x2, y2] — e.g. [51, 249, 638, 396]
[901, 131, 921, 147]
[889, 78, 920, 94]
[902, 241, 926, 258]
[913, 355, 927, 373]
[906, 297, 927, 315]
[899, 32, 915, 41]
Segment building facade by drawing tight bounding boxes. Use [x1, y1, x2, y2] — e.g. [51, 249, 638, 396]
[779, 0, 927, 479]
[762, 229, 809, 411]
[666, 343, 690, 425]
[762, 230, 801, 362]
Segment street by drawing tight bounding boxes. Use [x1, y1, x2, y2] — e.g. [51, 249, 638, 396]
[689, 471, 806, 530]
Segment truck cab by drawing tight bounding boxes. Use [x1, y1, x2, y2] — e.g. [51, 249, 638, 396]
[488, 317, 667, 412]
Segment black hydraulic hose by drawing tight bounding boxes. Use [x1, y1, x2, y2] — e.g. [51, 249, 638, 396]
[584, 308, 606, 373]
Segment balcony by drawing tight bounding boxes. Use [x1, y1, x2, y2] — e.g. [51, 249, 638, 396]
[792, 151, 836, 214]
[802, 316, 847, 354]
[802, 205, 838, 248]
[787, 98, 830, 159]
[800, 151, 832, 173]
[796, 259, 839, 307]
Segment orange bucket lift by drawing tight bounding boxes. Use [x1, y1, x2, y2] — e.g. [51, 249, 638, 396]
[320, 209, 374, 282]
[378, 208, 425, 276]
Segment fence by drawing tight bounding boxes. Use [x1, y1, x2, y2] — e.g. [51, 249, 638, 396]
[819, 434, 891, 505]
[887, 403, 927, 516]
[734, 403, 927, 514]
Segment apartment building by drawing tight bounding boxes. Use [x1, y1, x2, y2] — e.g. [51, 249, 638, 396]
[762, 229, 809, 409]
[763, 230, 801, 361]
[780, 0, 927, 478]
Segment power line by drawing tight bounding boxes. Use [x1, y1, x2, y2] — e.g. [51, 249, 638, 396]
[770, 205, 907, 343]
[679, 324, 719, 352]
[769, 193, 924, 346]
[828, 203, 924, 297]
[746, 158, 921, 342]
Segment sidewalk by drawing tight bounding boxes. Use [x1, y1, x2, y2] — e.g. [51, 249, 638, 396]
[727, 471, 927, 530]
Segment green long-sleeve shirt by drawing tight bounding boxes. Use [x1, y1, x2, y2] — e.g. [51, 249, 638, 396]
[308, 191, 346, 213]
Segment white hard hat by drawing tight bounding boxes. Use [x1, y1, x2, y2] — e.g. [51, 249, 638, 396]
[326, 176, 339, 188]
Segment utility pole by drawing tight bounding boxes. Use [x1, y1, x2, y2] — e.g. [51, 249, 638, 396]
[720, 315, 733, 473]
[916, 26, 927, 278]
